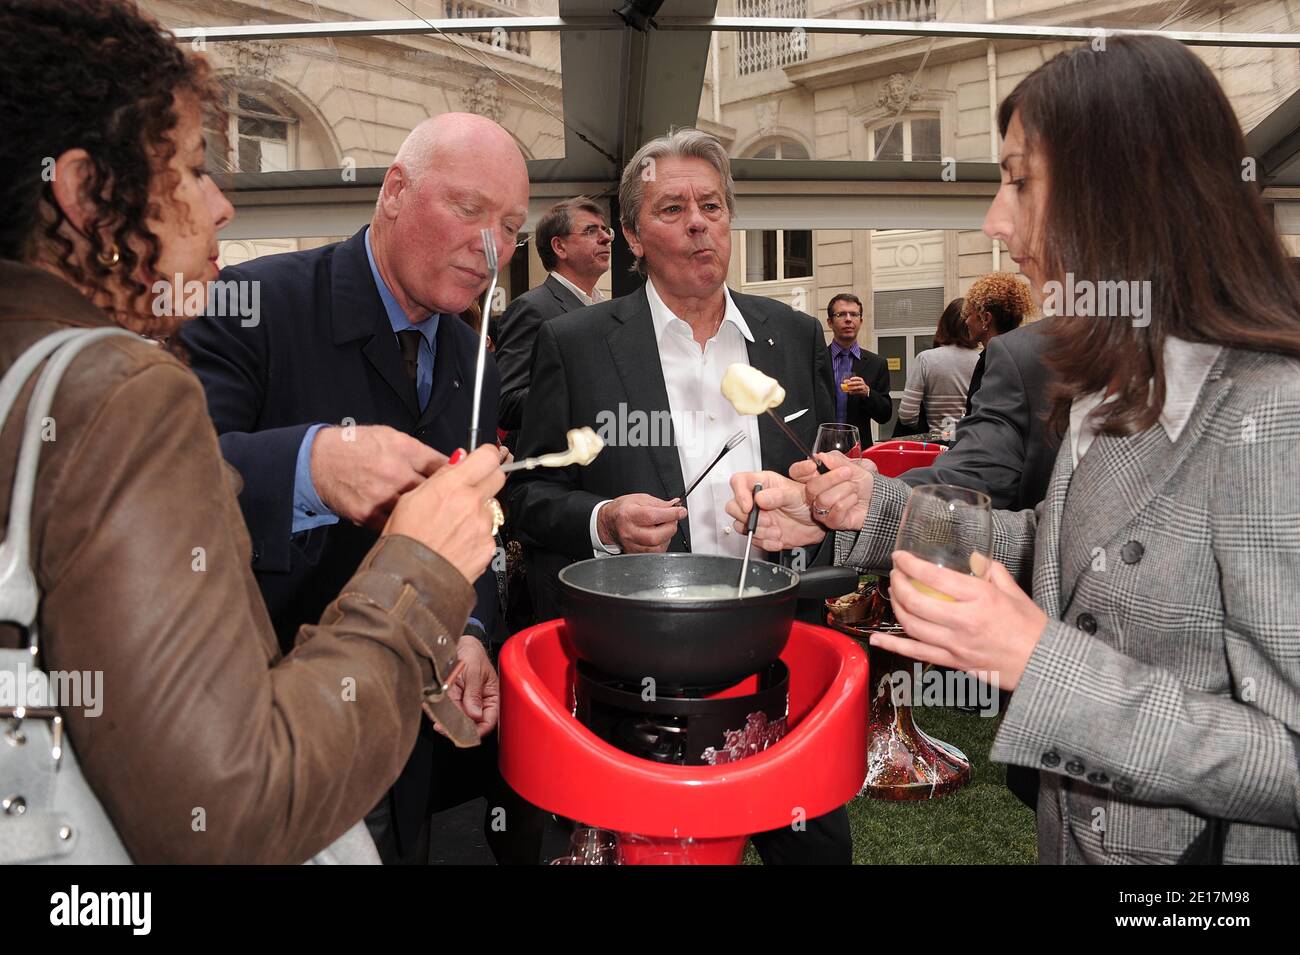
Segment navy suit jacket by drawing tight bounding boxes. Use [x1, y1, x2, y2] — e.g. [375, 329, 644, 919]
[179, 228, 502, 651]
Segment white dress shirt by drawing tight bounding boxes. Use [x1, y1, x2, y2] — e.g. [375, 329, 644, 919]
[589, 278, 763, 558]
[549, 270, 604, 308]
[1070, 336, 1223, 466]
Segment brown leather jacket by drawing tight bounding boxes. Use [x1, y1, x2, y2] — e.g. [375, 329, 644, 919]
[0, 261, 476, 863]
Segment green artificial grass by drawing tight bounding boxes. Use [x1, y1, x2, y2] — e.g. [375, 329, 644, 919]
[744, 704, 1039, 865]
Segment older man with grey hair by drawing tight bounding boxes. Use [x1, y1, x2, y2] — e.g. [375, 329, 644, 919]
[506, 127, 845, 864]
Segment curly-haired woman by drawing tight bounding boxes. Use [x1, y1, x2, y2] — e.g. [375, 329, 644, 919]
[961, 271, 1036, 415]
[0, 0, 504, 863]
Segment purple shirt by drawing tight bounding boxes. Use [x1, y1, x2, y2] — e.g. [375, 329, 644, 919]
[830, 341, 861, 423]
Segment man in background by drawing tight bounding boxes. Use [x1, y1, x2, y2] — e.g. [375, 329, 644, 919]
[826, 292, 892, 442]
[496, 196, 612, 434]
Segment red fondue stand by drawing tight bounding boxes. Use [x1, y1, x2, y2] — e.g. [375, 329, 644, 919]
[499, 620, 869, 865]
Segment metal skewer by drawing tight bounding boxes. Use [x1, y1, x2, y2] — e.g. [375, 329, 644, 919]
[467, 227, 500, 452]
[765, 409, 830, 475]
[737, 482, 762, 599]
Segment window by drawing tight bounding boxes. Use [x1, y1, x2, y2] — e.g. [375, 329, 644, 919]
[745, 228, 813, 283]
[868, 116, 941, 162]
[205, 86, 297, 173]
[736, 0, 810, 76]
[743, 139, 813, 282]
[750, 140, 809, 161]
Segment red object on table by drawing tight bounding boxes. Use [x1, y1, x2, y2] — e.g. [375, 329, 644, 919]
[862, 440, 945, 478]
[498, 620, 868, 865]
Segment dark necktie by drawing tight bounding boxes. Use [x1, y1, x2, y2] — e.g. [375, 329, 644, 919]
[396, 329, 422, 382]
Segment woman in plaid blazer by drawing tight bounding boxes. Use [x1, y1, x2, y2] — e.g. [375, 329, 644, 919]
[735, 35, 1300, 864]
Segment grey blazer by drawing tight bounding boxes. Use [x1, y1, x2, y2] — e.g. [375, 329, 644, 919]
[839, 346, 1300, 864]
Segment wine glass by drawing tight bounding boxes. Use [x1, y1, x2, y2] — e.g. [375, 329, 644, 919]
[814, 422, 861, 461]
[570, 824, 620, 864]
[893, 484, 993, 601]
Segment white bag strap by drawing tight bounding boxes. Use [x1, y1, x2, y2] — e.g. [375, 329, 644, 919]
[0, 328, 135, 660]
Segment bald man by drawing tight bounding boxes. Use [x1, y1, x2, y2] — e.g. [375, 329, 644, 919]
[180, 113, 530, 864]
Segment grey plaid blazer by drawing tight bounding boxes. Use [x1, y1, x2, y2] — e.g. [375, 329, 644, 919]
[838, 346, 1300, 864]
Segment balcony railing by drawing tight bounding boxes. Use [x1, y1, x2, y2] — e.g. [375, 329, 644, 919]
[859, 0, 938, 22]
[443, 0, 531, 57]
[736, 0, 811, 76]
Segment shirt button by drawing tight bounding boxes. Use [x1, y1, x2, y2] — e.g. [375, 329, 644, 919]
[1041, 750, 1061, 768]
[305, 509, 316, 518]
[1076, 612, 1098, 635]
[1121, 540, 1145, 564]
[724, 526, 732, 535]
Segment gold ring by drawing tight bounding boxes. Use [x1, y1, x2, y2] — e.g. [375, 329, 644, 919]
[486, 498, 505, 534]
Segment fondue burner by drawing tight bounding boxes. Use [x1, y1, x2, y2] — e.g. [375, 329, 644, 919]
[573, 660, 790, 766]
[498, 620, 869, 865]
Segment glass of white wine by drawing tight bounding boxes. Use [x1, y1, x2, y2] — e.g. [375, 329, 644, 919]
[893, 484, 993, 600]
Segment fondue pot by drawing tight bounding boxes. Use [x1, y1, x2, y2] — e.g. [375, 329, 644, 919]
[558, 553, 858, 687]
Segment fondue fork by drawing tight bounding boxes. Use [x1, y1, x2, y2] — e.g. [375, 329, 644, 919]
[676, 429, 748, 503]
[467, 227, 500, 452]
[737, 482, 763, 599]
[765, 409, 830, 475]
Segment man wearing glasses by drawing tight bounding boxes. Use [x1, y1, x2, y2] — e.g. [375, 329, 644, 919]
[826, 293, 892, 441]
[496, 197, 613, 434]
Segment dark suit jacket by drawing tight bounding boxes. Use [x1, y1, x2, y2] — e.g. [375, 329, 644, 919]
[495, 274, 585, 432]
[505, 285, 836, 618]
[831, 344, 892, 436]
[179, 227, 501, 648]
[964, 351, 987, 417]
[901, 319, 1056, 511]
[180, 228, 502, 854]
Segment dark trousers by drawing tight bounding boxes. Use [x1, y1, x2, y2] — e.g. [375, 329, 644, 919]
[365, 727, 505, 865]
[750, 807, 853, 864]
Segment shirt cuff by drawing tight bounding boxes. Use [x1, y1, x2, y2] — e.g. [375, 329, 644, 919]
[292, 423, 340, 535]
[589, 500, 622, 558]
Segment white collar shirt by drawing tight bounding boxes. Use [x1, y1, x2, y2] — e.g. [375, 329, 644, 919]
[1070, 336, 1224, 467]
[644, 277, 764, 558]
[549, 270, 603, 307]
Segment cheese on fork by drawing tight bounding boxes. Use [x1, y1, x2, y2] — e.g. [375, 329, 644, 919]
[538, 426, 605, 467]
[721, 363, 786, 415]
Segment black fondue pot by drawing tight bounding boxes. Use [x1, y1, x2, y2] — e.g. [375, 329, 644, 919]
[558, 553, 858, 687]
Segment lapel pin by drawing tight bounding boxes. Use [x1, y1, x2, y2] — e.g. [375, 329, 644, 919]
[453, 379, 460, 389]
[767, 338, 774, 347]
